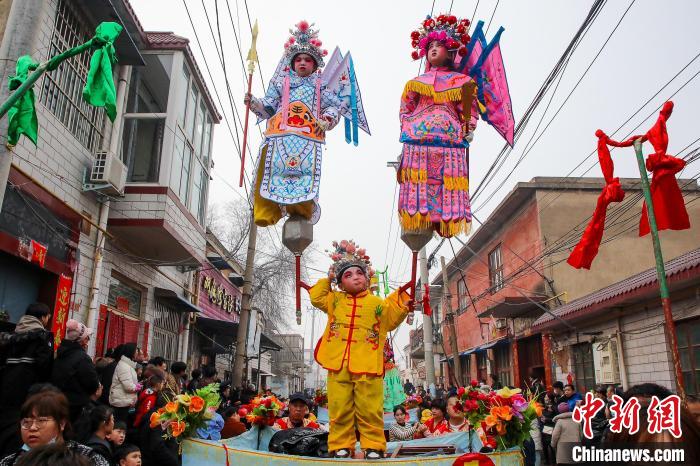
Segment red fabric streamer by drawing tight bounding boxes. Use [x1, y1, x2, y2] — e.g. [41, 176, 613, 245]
[639, 101, 690, 236]
[422, 283, 432, 316]
[567, 131, 627, 269]
[568, 100, 689, 269]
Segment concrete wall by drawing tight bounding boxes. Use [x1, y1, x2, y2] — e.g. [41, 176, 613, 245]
[538, 185, 700, 302]
[551, 284, 700, 392]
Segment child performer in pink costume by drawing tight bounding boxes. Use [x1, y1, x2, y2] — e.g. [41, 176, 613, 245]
[398, 14, 479, 238]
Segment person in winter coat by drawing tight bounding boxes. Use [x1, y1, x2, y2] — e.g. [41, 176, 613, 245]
[82, 405, 115, 464]
[133, 374, 164, 428]
[51, 320, 99, 423]
[529, 417, 543, 466]
[109, 343, 141, 423]
[551, 403, 581, 465]
[0, 303, 54, 459]
[139, 404, 178, 466]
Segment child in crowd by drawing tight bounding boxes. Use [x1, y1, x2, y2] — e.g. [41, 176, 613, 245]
[133, 374, 165, 428]
[107, 421, 127, 448]
[113, 444, 141, 466]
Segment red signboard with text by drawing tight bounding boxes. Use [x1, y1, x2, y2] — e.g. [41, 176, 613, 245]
[52, 273, 72, 348]
[199, 268, 241, 323]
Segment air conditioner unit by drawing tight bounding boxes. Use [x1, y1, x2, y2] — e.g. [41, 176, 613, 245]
[494, 318, 507, 330]
[91, 150, 126, 195]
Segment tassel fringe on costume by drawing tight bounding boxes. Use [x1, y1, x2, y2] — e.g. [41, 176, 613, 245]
[399, 212, 471, 237]
[402, 80, 464, 104]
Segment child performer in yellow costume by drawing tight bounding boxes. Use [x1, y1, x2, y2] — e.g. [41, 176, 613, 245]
[310, 240, 410, 460]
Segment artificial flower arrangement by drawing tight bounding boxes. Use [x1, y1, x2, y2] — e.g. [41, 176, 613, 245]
[405, 394, 423, 409]
[456, 380, 543, 450]
[409, 14, 472, 60]
[246, 395, 285, 426]
[150, 383, 221, 441]
[314, 389, 328, 408]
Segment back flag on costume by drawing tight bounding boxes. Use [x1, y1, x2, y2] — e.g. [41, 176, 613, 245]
[458, 21, 515, 147]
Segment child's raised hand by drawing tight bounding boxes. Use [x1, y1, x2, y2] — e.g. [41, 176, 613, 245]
[244, 93, 253, 106]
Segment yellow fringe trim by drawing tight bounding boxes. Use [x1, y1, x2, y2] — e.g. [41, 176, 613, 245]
[399, 212, 472, 238]
[403, 80, 463, 104]
[444, 176, 469, 191]
[439, 219, 472, 238]
[398, 168, 427, 183]
[399, 212, 433, 231]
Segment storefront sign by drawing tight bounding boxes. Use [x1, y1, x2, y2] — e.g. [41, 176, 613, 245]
[201, 274, 240, 314]
[52, 273, 73, 348]
[31, 240, 47, 268]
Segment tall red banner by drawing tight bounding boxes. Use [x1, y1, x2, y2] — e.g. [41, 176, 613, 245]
[52, 273, 73, 348]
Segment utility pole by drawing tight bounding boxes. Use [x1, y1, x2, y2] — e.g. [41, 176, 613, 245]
[232, 219, 257, 389]
[633, 138, 685, 402]
[441, 256, 463, 386]
[419, 247, 436, 396]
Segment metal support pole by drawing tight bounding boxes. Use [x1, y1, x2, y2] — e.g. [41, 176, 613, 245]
[419, 247, 436, 396]
[233, 219, 257, 389]
[633, 138, 686, 402]
[441, 256, 462, 386]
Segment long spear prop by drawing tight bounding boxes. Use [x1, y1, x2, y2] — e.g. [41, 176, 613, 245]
[239, 20, 259, 187]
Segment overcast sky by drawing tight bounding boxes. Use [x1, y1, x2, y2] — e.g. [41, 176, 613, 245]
[130, 0, 700, 371]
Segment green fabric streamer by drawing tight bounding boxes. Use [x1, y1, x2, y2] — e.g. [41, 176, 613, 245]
[7, 55, 39, 147]
[83, 22, 122, 121]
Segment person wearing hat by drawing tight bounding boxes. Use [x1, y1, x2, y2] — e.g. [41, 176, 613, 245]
[51, 319, 100, 423]
[274, 393, 320, 430]
[309, 240, 411, 459]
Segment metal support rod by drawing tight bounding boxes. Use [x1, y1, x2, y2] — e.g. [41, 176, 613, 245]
[633, 138, 686, 402]
[441, 256, 463, 385]
[419, 247, 436, 395]
[233, 219, 258, 389]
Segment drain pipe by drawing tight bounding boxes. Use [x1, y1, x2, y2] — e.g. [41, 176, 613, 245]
[86, 65, 130, 356]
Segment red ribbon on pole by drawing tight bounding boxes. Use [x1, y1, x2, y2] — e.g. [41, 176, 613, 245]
[568, 101, 689, 269]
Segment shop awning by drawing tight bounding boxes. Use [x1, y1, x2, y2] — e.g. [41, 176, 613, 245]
[154, 287, 202, 313]
[477, 296, 548, 319]
[195, 316, 282, 354]
[476, 338, 510, 351]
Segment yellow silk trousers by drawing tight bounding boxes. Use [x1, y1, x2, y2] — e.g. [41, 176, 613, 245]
[253, 144, 314, 227]
[327, 366, 385, 452]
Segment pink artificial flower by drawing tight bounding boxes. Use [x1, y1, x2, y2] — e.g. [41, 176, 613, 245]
[288, 37, 296, 44]
[346, 244, 356, 254]
[340, 240, 349, 248]
[357, 248, 366, 256]
[297, 20, 309, 32]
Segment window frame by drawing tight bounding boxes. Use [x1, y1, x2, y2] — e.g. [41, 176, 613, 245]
[488, 244, 504, 293]
[171, 61, 213, 225]
[677, 318, 700, 396]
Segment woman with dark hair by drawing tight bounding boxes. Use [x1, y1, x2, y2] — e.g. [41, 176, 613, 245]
[13, 444, 90, 466]
[109, 343, 141, 424]
[389, 405, 417, 441]
[414, 398, 449, 438]
[83, 406, 114, 463]
[0, 391, 109, 466]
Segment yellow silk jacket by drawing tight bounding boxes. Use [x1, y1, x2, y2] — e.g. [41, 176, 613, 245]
[309, 278, 410, 375]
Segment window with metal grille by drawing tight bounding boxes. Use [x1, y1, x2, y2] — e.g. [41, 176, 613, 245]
[488, 245, 504, 293]
[40, 0, 105, 151]
[572, 342, 596, 394]
[151, 301, 182, 363]
[677, 318, 700, 396]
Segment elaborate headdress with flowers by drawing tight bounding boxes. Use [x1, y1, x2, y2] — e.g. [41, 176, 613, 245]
[327, 240, 372, 284]
[410, 14, 471, 60]
[283, 20, 328, 68]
